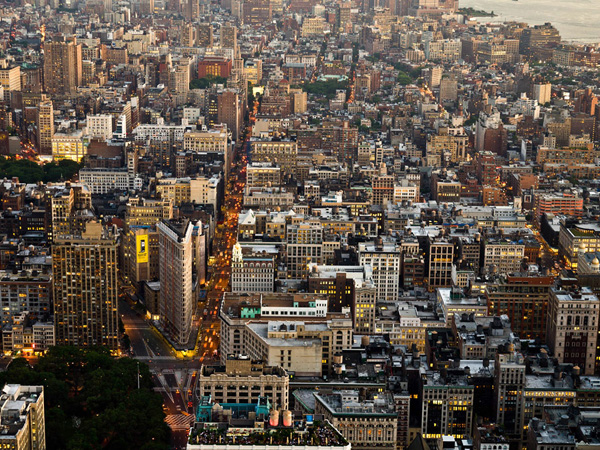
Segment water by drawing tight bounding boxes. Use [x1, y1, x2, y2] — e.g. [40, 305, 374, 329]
[460, 0, 600, 43]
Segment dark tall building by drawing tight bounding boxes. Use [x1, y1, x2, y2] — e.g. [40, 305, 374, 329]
[43, 38, 82, 97]
[53, 223, 119, 350]
[242, 0, 271, 24]
[519, 23, 561, 58]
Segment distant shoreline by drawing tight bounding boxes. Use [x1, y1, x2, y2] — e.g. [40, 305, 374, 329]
[458, 7, 497, 17]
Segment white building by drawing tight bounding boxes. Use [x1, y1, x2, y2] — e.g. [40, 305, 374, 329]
[86, 114, 114, 140]
[358, 241, 401, 301]
[231, 242, 275, 293]
[79, 168, 133, 194]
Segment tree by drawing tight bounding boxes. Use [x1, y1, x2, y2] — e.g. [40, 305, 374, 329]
[0, 347, 170, 450]
[189, 75, 227, 90]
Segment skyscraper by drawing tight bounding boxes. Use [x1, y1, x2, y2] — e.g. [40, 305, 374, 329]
[218, 89, 242, 141]
[52, 222, 119, 350]
[37, 100, 54, 155]
[157, 219, 203, 346]
[43, 39, 82, 96]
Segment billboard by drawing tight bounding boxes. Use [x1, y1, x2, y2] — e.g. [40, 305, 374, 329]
[136, 235, 149, 263]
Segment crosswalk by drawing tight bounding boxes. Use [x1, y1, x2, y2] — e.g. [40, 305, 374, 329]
[165, 414, 194, 430]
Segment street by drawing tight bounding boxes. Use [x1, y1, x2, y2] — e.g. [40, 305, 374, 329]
[119, 125, 249, 450]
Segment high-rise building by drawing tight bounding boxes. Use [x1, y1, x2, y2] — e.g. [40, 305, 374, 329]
[157, 219, 203, 346]
[421, 370, 474, 446]
[47, 183, 93, 241]
[37, 100, 54, 155]
[286, 223, 324, 279]
[231, 242, 275, 293]
[196, 23, 213, 47]
[221, 24, 238, 53]
[0, 59, 22, 104]
[546, 286, 599, 375]
[43, 39, 82, 97]
[53, 222, 119, 350]
[495, 350, 526, 441]
[242, 0, 271, 24]
[218, 89, 243, 141]
[250, 138, 297, 176]
[139, 0, 154, 15]
[426, 237, 454, 289]
[358, 241, 401, 301]
[485, 271, 554, 341]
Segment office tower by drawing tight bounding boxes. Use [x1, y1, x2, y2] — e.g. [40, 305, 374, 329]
[0, 59, 21, 104]
[157, 219, 199, 346]
[218, 89, 242, 141]
[242, 0, 271, 24]
[546, 286, 600, 375]
[0, 385, 46, 450]
[43, 39, 82, 97]
[250, 139, 297, 176]
[139, 0, 154, 14]
[183, 0, 199, 20]
[426, 237, 454, 289]
[221, 24, 237, 52]
[307, 264, 376, 333]
[495, 350, 526, 441]
[37, 100, 54, 155]
[519, 23, 561, 58]
[421, 370, 474, 446]
[53, 222, 119, 350]
[358, 241, 401, 301]
[196, 23, 213, 47]
[47, 183, 93, 241]
[486, 271, 554, 340]
[286, 223, 324, 279]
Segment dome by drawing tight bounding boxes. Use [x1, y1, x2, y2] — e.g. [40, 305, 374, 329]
[579, 242, 587, 250]
[592, 257, 600, 266]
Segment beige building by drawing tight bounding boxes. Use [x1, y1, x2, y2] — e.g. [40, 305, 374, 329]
[183, 129, 228, 153]
[250, 139, 297, 176]
[52, 223, 119, 350]
[157, 220, 201, 346]
[315, 391, 398, 450]
[125, 197, 173, 228]
[197, 357, 289, 409]
[0, 384, 45, 450]
[2, 312, 55, 354]
[43, 39, 82, 97]
[482, 241, 525, 275]
[37, 101, 54, 156]
[358, 241, 401, 301]
[0, 59, 21, 103]
[218, 293, 352, 377]
[51, 130, 86, 162]
[156, 175, 220, 210]
[286, 223, 324, 279]
[546, 287, 600, 375]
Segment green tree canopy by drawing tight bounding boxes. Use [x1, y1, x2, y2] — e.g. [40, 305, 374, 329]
[189, 75, 228, 89]
[0, 157, 81, 184]
[0, 347, 170, 450]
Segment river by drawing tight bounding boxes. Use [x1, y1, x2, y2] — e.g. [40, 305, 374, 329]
[460, 0, 600, 43]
